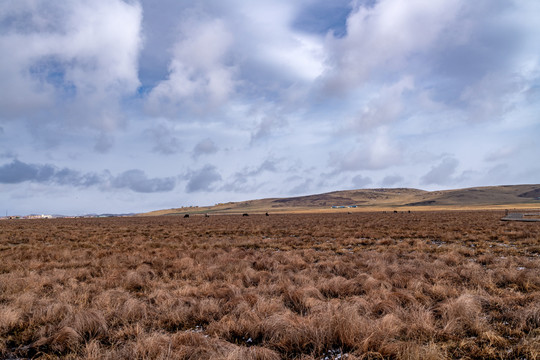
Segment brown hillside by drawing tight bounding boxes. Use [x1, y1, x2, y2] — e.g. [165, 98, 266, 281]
[143, 184, 540, 216]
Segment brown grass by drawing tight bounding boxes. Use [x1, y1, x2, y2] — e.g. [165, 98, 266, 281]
[0, 211, 539, 359]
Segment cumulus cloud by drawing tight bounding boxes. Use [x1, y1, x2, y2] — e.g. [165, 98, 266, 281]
[421, 157, 459, 185]
[146, 18, 235, 116]
[193, 138, 218, 158]
[323, 0, 461, 93]
[0, 1, 142, 130]
[112, 169, 176, 193]
[185, 164, 222, 192]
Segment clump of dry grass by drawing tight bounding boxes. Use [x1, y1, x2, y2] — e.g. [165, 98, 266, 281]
[0, 211, 538, 359]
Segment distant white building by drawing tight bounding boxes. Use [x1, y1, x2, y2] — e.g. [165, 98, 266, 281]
[26, 214, 53, 219]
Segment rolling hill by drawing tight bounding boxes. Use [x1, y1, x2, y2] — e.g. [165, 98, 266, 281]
[142, 184, 540, 216]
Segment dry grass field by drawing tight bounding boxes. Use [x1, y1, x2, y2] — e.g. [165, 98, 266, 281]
[1, 211, 539, 359]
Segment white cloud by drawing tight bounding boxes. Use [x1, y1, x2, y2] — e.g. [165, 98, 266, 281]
[348, 76, 414, 131]
[0, 0, 142, 130]
[323, 0, 461, 92]
[238, 2, 325, 83]
[146, 18, 235, 116]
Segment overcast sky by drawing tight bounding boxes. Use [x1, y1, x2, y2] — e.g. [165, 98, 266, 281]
[1, 0, 539, 215]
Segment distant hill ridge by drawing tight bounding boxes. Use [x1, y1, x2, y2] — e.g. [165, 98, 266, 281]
[143, 184, 540, 216]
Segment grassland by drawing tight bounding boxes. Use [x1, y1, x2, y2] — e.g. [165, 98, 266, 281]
[142, 184, 540, 216]
[1, 211, 539, 359]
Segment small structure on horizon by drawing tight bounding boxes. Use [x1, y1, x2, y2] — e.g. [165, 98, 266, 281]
[501, 212, 540, 222]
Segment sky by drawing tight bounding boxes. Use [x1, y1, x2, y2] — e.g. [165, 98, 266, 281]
[0, 0, 539, 216]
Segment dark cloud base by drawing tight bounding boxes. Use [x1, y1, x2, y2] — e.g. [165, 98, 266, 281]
[0, 160, 175, 193]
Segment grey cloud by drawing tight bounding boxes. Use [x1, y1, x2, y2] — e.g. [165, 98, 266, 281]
[112, 170, 176, 193]
[94, 133, 114, 153]
[0, 160, 48, 184]
[382, 175, 404, 187]
[421, 158, 459, 185]
[55, 168, 103, 187]
[352, 174, 372, 188]
[426, 2, 526, 106]
[0, 159, 99, 186]
[0, 150, 16, 159]
[246, 159, 279, 177]
[221, 159, 280, 192]
[193, 138, 217, 158]
[250, 115, 287, 144]
[185, 164, 222, 193]
[0, 159, 176, 193]
[146, 124, 181, 155]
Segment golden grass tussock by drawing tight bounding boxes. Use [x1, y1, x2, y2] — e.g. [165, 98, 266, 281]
[0, 211, 538, 359]
[440, 293, 485, 337]
[225, 346, 281, 360]
[0, 306, 21, 333]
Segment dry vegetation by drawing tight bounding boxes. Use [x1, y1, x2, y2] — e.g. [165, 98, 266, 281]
[1, 211, 539, 359]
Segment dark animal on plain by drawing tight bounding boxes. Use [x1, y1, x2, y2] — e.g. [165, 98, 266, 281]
[393, 210, 398, 214]
[243, 213, 249, 217]
[265, 212, 269, 216]
[184, 214, 189, 218]
[205, 214, 210, 218]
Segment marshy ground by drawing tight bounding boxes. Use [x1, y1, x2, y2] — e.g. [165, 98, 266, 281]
[0, 211, 539, 359]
